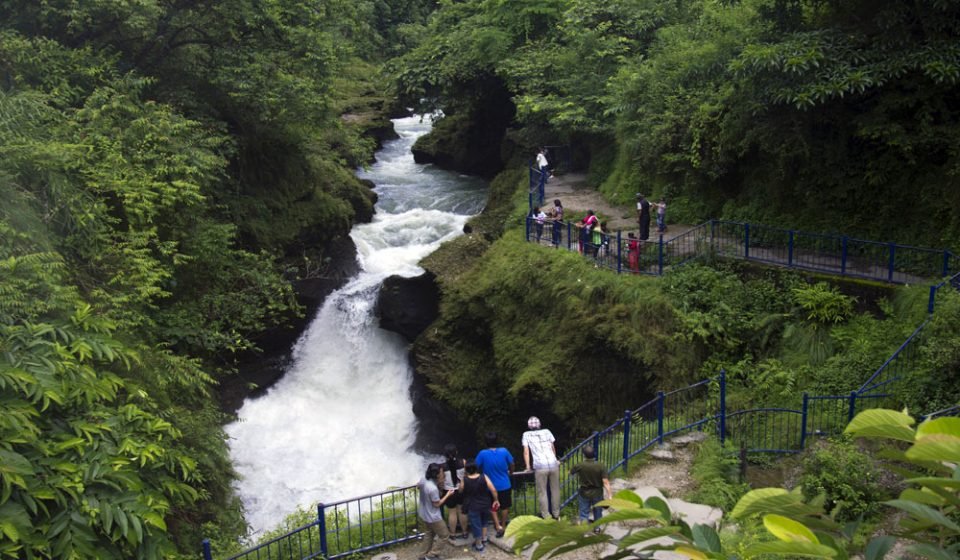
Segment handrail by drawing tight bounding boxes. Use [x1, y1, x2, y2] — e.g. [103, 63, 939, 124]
[525, 217, 955, 285]
[208, 221, 960, 560]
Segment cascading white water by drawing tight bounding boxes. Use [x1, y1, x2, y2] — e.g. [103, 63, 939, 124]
[226, 115, 488, 534]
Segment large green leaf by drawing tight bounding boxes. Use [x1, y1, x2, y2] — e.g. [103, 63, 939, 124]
[882, 499, 960, 532]
[864, 536, 895, 560]
[744, 540, 837, 558]
[916, 417, 960, 439]
[617, 525, 686, 549]
[764, 514, 819, 544]
[731, 488, 818, 518]
[844, 409, 916, 442]
[907, 434, 960, 464]
[691, 524, 721, 552]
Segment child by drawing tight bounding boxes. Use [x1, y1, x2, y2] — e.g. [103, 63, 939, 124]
[627, 232, 640, 273]
[656, 199, 667, 233]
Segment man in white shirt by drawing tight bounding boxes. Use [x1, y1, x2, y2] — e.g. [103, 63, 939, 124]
[522, 416, 561, 519]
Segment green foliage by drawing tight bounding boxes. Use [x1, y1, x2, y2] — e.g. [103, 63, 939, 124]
[0, 242, 200, 559]
[688, 439, 749, 511]
[900, 290, 960, 414]
[792, 283, 855, 327]
[799, 438, 885, 522]
[416, 232, 688, 436]
[1, 0, 416, 556]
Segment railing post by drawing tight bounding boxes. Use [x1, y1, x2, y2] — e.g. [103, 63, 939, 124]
[657, 235, 664, 275]
[657, 391, 665, 445]
[592, 431, 601, 457]
[622, 409, 631, 473]
[525, 215, 530, 242]
[202, 539, 212, 560]
[847, 391, 857, 423]
[788, 230, 794, 267]
[617, 230, 622, 274]
[719, 369, 727, 445]
[318, 503, 328, 558]
[929, 285, 938, 314]
[943, 250, 951, 277]
[710, 219, 717, 251]
[888, 243, 895, 282]
[841, 236, 848, 276]
[567, 222, 572, 251]
[800, 393, 809, 449]
[744, 223, 750, 260]
[539, 171, 546, 206]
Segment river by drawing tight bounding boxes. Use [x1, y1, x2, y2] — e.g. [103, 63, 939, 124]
[225, 115, 488, 534]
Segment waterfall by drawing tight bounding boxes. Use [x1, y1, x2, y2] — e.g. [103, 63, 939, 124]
[226, 116, 487, 534]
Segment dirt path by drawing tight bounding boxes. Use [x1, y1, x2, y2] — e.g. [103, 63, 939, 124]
[541, 173, 694, 238]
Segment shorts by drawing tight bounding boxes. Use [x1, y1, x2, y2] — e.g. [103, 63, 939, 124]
[496, 488, 512, 509]
[445, 490, 463, 508]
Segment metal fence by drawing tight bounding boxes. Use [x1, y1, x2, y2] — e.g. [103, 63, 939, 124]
[208, 223, 959, 560]
[526, 218, 956, 285]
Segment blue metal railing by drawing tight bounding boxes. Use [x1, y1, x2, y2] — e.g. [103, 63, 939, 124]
[209, 223, 960, 560]
[526, 217, 956, 285]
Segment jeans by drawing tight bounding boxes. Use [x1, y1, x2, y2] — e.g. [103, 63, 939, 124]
[577, 494, 603, 523]
[535, 467, 560, 519]
[657, 214, 665, 232]
[467, 510, 490, 540]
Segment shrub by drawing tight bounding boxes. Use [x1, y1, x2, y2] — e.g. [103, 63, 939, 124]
[688, 439, 749, 511]
[799, 438, 884, 522]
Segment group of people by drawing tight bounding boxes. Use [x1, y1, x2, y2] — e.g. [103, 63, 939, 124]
[530, 194, 668, 273]
[416, 417, 612, 559]
[531, 199, 566, 246]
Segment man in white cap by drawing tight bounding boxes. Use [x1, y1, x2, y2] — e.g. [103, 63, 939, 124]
[522, 416, 560, 519]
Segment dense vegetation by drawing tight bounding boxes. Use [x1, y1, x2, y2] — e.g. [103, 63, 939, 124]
[3, 0, 960, 557]
[393, 0, 960, 247]
[0, 0, 433, 557]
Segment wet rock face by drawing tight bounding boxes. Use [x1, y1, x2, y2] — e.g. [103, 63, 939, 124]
[377, 272, 440, 343]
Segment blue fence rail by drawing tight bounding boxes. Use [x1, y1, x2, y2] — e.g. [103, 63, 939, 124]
[208, 224, 960, 560]
[526, 217, 957, 285]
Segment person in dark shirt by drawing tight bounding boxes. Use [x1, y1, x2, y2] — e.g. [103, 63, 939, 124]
[636, 193, 651, 241]
[569, 445, 611, 525]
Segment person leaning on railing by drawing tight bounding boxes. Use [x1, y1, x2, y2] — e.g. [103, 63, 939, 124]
[522, 416, 561, 520]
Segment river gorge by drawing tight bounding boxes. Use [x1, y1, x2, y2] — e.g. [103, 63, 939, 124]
[225, 115, 488, 534]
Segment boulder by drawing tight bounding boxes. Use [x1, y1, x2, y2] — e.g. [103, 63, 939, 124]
[377, 272, 440, 343]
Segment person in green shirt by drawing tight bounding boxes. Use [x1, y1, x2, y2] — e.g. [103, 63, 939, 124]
[570, 446, 612, 525]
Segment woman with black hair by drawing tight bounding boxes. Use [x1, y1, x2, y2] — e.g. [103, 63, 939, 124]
[418, 463, 456, 560]
[442, 444, 468, 538]
[460, 460, 499, 552]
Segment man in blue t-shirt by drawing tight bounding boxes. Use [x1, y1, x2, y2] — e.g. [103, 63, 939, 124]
[475, 431, 514, 538]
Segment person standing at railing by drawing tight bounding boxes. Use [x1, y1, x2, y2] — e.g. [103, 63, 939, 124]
[627, 232, 640, 273]
[442, 444, 468, 539]
[460, 461, 500, 552]
[551, 199, 564, 247]
[475, 432, 514, 538]
[570, 445, 612, 527]
[536, 148, 550, 182]
[637, 193, 651, 241]
[418, 463, 458, 560]
[655, 198, 667, 234]
[579, 210, 598, 255]
[522, 416, 561, 520]
[533, 206, 547, 243]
